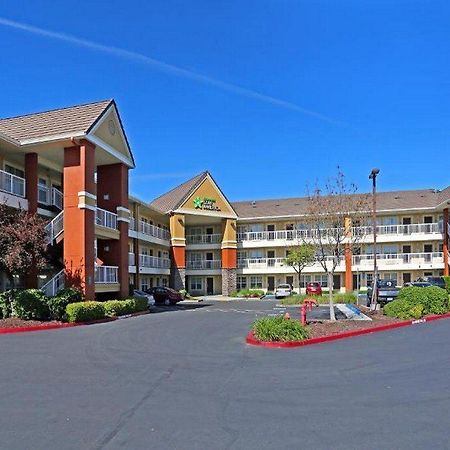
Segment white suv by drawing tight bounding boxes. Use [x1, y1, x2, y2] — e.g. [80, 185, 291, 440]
[274, 284, 292, 299]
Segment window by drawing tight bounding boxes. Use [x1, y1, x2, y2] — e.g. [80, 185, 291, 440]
[286, 276, 294, 288]
[4, 164, 24, 179]
[300, 275, 311, 288]
[250, 276, 263, 289]
[237, 276, 247, 290]
[313, 274, 328, 287]
[249, 250, 263, 260]
[162, 278, 168, 287]
[190, 277, 202, 291]
[140, 277, 149, 291]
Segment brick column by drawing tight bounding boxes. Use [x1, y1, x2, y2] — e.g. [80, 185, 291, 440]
[97, 163, 130, 298]
[170, 213, 185, 290]
[132, 202, 140, 290]
[24, 153, 38, 288]
[444, 208, 449, 276]
[221, 218, 237, 295]
[63, 140, 96, 299]
[344, 217, 353, 292]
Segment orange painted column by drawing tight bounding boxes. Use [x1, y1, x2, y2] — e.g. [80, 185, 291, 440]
[444, 208, 449, 276]
[97, 163, 130, 298]
[24, 153, 38, 288]
[169, 213, 186, 290]
[63, 140, 96, 299]
[344, 217, 353, 292]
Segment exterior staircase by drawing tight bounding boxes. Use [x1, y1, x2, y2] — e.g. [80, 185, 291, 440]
[46, 211, 64, 245]
[41, 269, 65, 296]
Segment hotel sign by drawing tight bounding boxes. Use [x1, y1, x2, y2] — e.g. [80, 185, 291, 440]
[193, 196, 221, 211]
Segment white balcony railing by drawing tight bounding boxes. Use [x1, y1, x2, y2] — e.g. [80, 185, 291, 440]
[139, 254, 171, 269]
[352, 252, 443, 266]
[238, 223, 444, 243]
[129, 218, 170, 241]
[96, 208, 118, 230]
[41, 270, 65, 297]
[95, 265, 118, 283]
[0, 169, 26, 197]
[38, 185, 63, 209]
[45, 211, 64, 244]
[186, 234, 222, 245]
[128, 252, 135, 266]
[186, 259, 221, 270]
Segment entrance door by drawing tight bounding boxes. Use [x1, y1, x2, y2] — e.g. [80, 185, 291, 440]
[267, 276, 275, 292]
[267, 224, 275, 240]
[206, 252, 213, 269]
[267, 250, 275, 267]
[402, 245, 411, 263]
[424, 244, 433, 263]
[402, 217, 411, 234]
[333, 274, 341, 290]
[403, 273, 411, 285]
[206, 277, 214, 295]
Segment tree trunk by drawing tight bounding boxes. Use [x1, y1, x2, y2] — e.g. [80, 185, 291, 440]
[298, 271, 302, 294]
[328, 271, 336, 321]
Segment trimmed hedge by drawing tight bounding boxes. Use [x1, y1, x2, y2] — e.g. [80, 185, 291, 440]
[131, 297, 149, 312]
[282, 292, 357, 305]
[230, 289, 265, 298]
[384, 286, 450, 320]
[47, 288, 82, 321]
[103, 300, 135, 317]
[252, 316, 309, 342]
[0, 289, 16, 319]
[13, 289, 50, 321]
[66, 302, 106, 323]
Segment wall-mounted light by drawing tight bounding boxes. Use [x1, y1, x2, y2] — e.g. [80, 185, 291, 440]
[104, 246, 110, 252]
[104, 194, 110, 200]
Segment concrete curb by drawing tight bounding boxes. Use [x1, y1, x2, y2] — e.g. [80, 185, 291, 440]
[0, 310, 150, 335]
[246, 311, 450, 348]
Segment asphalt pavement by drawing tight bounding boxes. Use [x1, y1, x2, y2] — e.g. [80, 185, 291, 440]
[0, 299, 449, 450]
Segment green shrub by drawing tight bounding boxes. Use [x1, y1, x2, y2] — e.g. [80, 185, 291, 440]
[129, 297, 149, 312]
[47, 288, 82, 321]
[103, 300, 135, 317]
[66, 301, 105, 323]
[13, 289, 50, 320]
[384, 286, 450, 319]
[443, 276, 450, 294]
[281, 292, 357, 305]
[252, 316, 309, 342]
[0, 289, 16, 319]
[230, 289, 264, 298]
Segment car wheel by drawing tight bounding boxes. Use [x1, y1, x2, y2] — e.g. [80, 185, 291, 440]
[164, 298, 171, 306]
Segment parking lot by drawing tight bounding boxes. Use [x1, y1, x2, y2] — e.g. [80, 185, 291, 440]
[1, 299, 449, 449]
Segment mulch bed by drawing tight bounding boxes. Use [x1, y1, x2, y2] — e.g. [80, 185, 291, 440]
[0, 318, 63, 329]
[306, 306, 402, 339]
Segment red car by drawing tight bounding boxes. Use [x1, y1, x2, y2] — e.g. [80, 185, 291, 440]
[152, 287, 183, 305]
[306, 282, 322, 296]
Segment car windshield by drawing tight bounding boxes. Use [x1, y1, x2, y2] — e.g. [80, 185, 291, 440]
[277, 285, 290, 289]
[378, 280, 396, 288]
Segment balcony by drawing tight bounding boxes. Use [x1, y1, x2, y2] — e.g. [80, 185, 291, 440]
[0, 169, 25, 197]
[129, 218, 170, 243]
[237, 256, 340, 274]
[186, 260, 221, 270]
[186, 234, 222, 245]
[128, 252, 135, 266]
[139, 254, 171, 269]
[353, 252, 444, 269]
[96, 207, 118, 230]
[38, 185, 63, 209]
[95, 265, 118, 283]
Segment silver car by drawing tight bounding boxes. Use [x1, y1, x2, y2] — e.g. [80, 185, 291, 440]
[274, 284, 292, 299]
[133, 289, 155, 306]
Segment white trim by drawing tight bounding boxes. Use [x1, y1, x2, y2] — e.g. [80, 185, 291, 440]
[87, 134, 135, 168]
[176, 207, 236, 219]
[117, 217, 130, 223]
[19, 132, 85, 146]
[117, 206, 130, 213]
[78, 203, 96, 211]
[78, 191, 97, 200]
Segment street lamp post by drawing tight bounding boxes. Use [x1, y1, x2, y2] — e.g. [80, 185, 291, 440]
[369, 168, 380, 309]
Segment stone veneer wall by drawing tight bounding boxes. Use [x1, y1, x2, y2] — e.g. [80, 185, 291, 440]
[171, 268, 186, 291]
[221, 268, 237, 296]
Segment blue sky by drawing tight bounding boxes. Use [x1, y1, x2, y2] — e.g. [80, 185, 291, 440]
[0, 0, 449, 202]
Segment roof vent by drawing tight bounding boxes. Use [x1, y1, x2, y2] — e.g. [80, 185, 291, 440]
[275, 204, 280, 207]
[431, 188, 441, 193]
[251, 201, 256, 207]
[394, 196, 400, 199]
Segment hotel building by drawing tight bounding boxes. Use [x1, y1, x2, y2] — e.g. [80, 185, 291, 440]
[0, 100, 448, 297]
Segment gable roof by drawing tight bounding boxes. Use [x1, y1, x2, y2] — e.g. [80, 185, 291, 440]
[0, 99, 112, 143]
[150, 171, 208, 213]
[232, 186, 450, 219]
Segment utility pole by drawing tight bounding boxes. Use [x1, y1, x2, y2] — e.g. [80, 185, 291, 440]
[369, 168, 380, 309]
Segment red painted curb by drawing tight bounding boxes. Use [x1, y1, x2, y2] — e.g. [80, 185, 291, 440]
[246, 311, 450, 348]
[0, 310, 150, 335]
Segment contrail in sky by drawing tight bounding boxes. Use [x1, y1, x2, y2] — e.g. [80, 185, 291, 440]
[0, 16, 341, 124]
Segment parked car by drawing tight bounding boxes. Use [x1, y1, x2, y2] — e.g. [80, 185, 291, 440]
[152, 287, 183, 305]
[133, 289, 155, 306]
[366, 279, 400, 306]
[306, 282, 322, 296]
[415, 276, 446, 289]
[274, 284, 292, 299]
[404, 281, 432, 288]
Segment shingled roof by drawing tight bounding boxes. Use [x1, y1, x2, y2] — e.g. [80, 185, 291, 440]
[232, 187, 450, 219]
[150, 171, 209, 213]
[0, 99, 112, 143]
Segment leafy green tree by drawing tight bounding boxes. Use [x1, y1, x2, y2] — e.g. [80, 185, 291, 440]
[284, 244, 316, 291]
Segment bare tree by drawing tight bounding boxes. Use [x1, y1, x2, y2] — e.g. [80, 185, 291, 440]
[303, 169, 370, 320]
